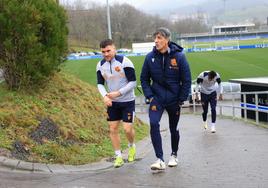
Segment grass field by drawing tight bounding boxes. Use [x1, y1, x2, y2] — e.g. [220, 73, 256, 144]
[62, 48, 268, 86]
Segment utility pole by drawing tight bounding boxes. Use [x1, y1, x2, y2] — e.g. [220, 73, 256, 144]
[106, 0, 112, 39]
[223, 0, 226, 16]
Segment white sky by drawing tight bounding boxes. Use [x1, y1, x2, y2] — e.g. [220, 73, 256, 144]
[60, 0, 208, 12]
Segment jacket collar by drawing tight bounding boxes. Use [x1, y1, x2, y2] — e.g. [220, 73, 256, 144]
[153, 41, 183, 57]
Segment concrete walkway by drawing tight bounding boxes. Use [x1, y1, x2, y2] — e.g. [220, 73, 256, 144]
[0, 113, 268, 188]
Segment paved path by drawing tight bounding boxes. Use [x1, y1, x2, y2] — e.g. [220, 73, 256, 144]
[0, 113, 268, 188]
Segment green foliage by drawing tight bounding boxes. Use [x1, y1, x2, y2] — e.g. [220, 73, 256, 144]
[0, 0, 68, 90]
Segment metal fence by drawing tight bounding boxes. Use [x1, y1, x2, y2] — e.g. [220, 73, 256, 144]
[191, 91, 268, 125]
[136, 90, 268, 125]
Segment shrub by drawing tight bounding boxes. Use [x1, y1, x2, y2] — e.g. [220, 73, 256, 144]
[0, 0, 68, 90]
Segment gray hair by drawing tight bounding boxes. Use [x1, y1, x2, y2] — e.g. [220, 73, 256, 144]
[153, 27, 171, 40]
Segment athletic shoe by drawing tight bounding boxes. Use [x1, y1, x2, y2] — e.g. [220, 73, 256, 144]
[168, 155, 178, 167]
[150, 159, 166, 170]
[211, 125, 216, 133]
[203, 121, 208, 129]
[114, 156, 124, 168]
[128, 146, 136, 162]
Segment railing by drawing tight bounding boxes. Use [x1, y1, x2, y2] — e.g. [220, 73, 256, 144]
[191, 91, 268, 125]
[136, 90, 268, 125]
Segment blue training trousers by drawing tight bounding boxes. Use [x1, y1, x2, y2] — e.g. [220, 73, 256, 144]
[149, 99, 181, 161]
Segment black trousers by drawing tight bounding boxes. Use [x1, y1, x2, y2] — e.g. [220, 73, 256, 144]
[201, 91, 217, 123]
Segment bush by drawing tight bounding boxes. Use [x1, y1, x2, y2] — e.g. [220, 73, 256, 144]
[0, 0, 68, 90]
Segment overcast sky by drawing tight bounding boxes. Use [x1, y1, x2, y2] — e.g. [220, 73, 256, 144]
[107, 0, 207, 10]
[60, 0, 208, 12]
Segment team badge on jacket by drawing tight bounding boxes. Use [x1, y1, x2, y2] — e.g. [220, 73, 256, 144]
[115, 66, 121, 72]
[151, 105, 157, 111]
[170, 58, 179, 70]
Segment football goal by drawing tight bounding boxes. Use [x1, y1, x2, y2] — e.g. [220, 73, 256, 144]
[262, 40, 268, 48]
[193, 43, 215, 52]
[215, 40, 240, 51]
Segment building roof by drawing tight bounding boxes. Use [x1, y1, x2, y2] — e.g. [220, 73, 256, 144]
[212, 23, 255, 29]
[229, 77, 268, 87]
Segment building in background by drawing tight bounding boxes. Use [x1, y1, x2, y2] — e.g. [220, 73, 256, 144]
[212, 23, 255, 34]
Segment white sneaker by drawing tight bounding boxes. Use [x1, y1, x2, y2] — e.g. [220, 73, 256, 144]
[203, 121, 208, 130]
[150, 159, 166, 170]
[168, 155, 178, 167]
[211, 125, 216, 133]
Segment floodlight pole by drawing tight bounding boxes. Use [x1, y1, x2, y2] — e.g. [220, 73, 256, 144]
[106, 0, 112, 39]
[223, 0, 226, 16]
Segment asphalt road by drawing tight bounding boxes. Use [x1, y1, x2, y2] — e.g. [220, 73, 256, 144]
[0, 113, 267, 188]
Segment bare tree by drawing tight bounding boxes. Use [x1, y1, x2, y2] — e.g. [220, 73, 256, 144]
[63, 2, 209, 50]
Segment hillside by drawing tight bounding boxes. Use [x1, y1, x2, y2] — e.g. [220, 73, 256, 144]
[169, 0, 268, 24]
[0, 72, 148, 165]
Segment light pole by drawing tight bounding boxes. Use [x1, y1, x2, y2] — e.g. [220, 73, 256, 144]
[106, 0, 112, 39]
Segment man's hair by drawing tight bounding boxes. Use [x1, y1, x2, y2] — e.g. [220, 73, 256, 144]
[208, 70, 217, 80]
[153, 27, 171, 40]
[99, 39, 114, 48]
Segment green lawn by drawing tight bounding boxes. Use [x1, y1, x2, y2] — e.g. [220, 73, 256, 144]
[62, 48, 268, 86]
[187, 48, 268, 81]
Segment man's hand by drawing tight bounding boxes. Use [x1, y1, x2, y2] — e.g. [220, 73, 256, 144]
[106, 91, 121, 99]
[218, 94, 223, 101]
[195, 92, 200, 102]
[145, 97, 153, 104]
[103, 95, 112, 107]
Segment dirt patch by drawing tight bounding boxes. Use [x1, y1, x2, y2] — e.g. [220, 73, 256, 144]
[30, 118, 59, 144]
[11, 140, 30, 160]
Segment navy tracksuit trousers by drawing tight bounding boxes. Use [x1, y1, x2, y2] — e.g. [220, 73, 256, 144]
[149, 99, 181, 161]
[201, 91, 217, 123]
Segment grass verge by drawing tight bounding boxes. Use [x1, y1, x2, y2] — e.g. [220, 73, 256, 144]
[0, 72, 149, 165]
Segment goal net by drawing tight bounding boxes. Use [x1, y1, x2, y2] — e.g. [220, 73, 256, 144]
[262, 40, 268, 48]
[215, 40, 240, 51]
[193, 43, 215, 52]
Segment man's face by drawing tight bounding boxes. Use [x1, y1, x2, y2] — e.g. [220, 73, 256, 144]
[101, 44, 116, 62]
[154, 33, 169, 53]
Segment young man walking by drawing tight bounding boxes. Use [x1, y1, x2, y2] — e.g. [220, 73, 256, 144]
[96, 39, 137, 168]
[195, 70, 223, 133]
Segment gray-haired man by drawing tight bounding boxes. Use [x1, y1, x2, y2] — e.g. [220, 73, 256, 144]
[140, 27, 191, 170]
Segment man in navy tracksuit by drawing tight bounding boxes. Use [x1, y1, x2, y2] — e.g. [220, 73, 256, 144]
[140, 27, 191, 170]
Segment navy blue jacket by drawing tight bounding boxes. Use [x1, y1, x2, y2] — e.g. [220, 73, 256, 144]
[140, 42, 192, 106]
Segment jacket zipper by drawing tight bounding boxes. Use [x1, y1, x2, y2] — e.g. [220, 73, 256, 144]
[109, 61, 112, 74]
[162, 55, 167, 102]
[162, 56, 165, 70]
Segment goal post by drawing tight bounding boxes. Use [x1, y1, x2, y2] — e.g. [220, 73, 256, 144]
[262, 40, 268, 48]
[193, 43, 215, 52]
[215, 40, 240, 51]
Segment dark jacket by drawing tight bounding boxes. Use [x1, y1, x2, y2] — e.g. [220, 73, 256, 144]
[140, 41, 192, 106]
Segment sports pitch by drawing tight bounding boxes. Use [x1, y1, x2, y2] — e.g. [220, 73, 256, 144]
[63, 47, 268, 86]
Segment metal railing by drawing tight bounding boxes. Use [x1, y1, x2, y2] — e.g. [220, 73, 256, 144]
[191, 91, 268, 125]
[136, 90, 268, 125]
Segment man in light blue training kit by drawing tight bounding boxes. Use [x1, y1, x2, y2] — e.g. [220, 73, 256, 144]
[96, 39, 137, 168]
[141, 27, 191, 170]
[195, 70, 223, 133]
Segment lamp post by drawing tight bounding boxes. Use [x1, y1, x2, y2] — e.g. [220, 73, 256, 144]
[106, 0, 112, 39]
